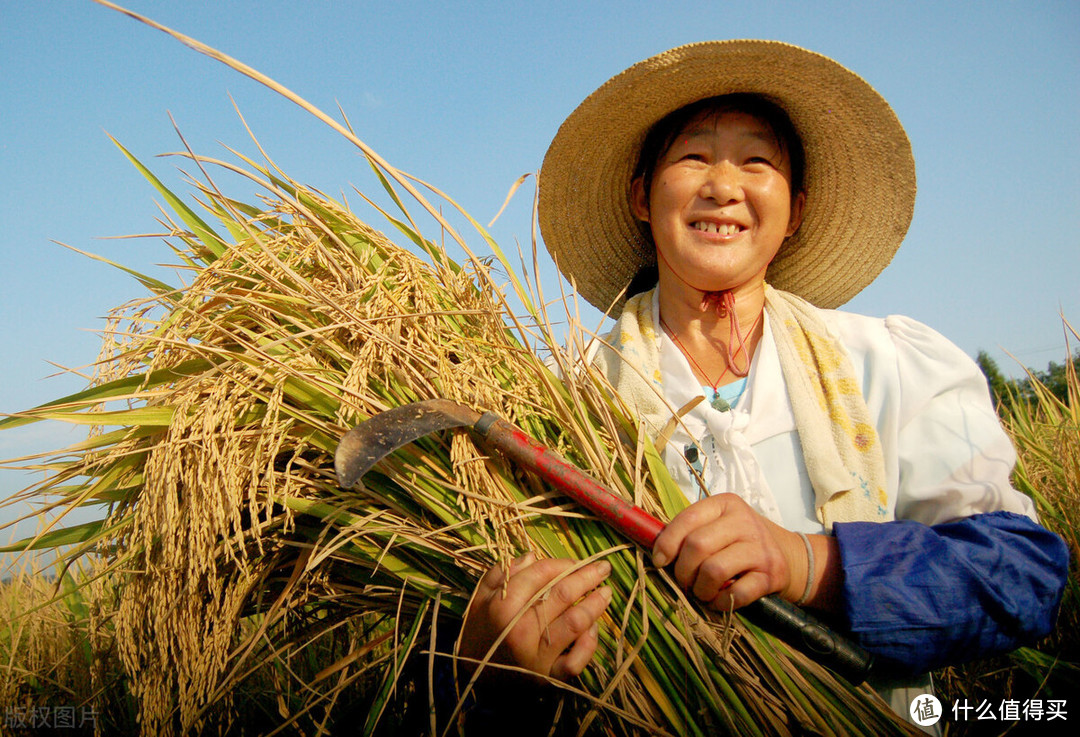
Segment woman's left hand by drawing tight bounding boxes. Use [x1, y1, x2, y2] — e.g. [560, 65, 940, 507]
[650, 492, 811, 611]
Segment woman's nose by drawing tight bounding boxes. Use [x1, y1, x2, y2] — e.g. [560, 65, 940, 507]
[699, 161, 742, 203]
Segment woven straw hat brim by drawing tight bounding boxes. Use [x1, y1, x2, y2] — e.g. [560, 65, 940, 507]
[538, 40, 916, 312]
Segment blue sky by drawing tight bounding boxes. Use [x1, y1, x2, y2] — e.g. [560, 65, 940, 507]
[2, 0, 1078, 540]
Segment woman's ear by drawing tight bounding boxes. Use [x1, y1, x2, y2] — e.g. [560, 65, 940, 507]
[630, 176, 650, 222]
[786, 190, 806, 237]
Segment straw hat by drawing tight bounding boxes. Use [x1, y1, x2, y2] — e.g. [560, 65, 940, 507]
[538, 40, 916, 311]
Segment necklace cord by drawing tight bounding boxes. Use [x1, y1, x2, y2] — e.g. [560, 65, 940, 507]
[655, 247, 761, 388]
[661, 300, 761, 390]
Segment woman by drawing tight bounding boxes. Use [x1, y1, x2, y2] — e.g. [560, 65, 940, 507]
[460, 40, 1068, 722]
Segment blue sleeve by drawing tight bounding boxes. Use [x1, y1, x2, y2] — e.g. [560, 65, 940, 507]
[834, 510, 1069, 676]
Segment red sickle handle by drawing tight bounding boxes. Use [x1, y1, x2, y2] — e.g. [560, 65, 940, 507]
[469, 410, 873, 685]
[474, 412, 665, 548]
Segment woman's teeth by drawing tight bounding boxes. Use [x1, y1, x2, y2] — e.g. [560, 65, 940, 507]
[692, 221, 740, 235]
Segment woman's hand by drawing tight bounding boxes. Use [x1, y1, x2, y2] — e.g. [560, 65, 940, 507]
[651, 493, 839, 611]
[459, 553, 613, 681]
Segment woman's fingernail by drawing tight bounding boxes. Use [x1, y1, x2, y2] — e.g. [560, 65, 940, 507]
[652, 549, 669, 568]
[599, 585, 613, 603]
[596, 560, 612, 578]
[590, 622, 599, 638]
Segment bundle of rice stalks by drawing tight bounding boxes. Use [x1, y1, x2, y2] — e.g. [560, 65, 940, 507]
[1, 4, 918, 735]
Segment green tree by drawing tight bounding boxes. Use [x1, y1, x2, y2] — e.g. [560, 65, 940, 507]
[975, 350, 1011, 410]
[1029, 350, 1080, 404]
[975, 348, 1080, 410]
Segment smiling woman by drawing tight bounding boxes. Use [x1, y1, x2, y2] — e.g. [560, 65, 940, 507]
[455, 39, 1071, 732]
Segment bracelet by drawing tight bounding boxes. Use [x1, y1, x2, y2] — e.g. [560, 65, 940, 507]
[795, 532, 815, 606]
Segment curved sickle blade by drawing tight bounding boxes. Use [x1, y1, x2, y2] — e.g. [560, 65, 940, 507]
[334, 399, 481, 488]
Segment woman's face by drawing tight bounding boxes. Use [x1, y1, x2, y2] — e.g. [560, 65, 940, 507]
[631, 110, 805, 299]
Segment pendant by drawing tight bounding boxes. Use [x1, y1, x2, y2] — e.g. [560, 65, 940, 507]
[710, 395, 731, 412]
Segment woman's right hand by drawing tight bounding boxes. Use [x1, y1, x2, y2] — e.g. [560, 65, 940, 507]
[459, 552, 613, 680]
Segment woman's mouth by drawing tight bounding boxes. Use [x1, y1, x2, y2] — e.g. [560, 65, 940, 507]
[691, 221, 742, 236]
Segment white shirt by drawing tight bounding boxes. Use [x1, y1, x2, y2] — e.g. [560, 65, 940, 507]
[653, 287, 1037, 534]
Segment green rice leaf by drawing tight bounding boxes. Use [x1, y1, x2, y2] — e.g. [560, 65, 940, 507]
[643, 432, 687, 521]
[0, 518, 108, 552]
[110, 135, 226, 260]
[28, 406, 175, 427]
[0, 358, 214, 431]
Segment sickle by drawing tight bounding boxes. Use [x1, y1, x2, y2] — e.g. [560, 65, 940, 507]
[335, 398, 872, 684]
